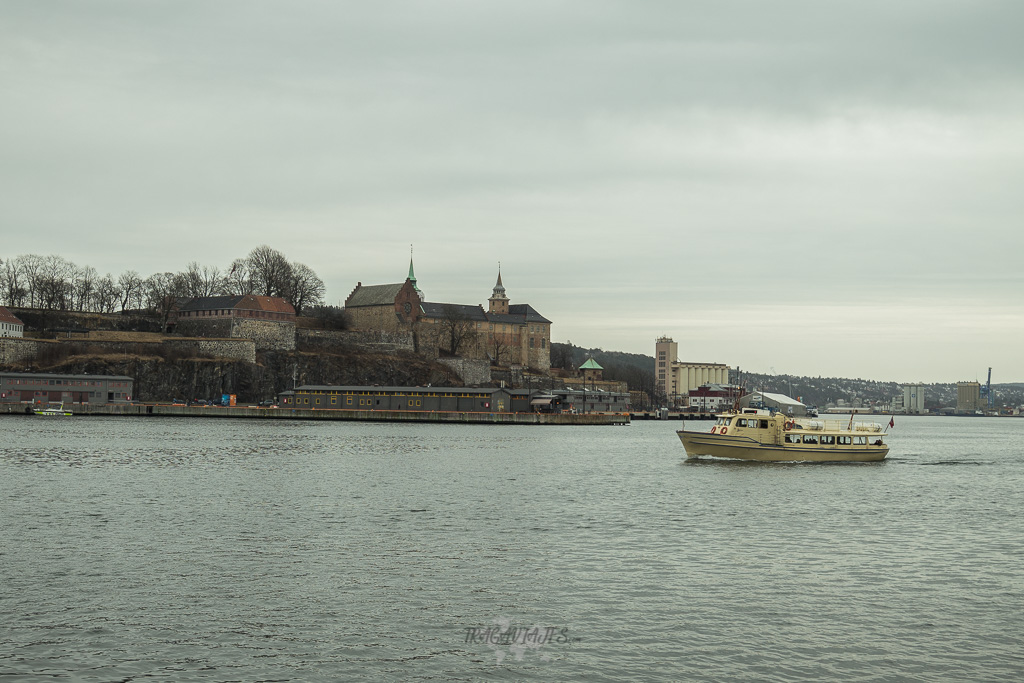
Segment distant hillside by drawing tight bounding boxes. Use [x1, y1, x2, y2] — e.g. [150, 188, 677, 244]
[550, 342, 655, 395]
[739, 373, 1024, 411]
[550, 342, 1024, 409]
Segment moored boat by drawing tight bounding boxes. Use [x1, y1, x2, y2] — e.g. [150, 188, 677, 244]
[32, 402, 73, 417]
[678, 408, 888, 462]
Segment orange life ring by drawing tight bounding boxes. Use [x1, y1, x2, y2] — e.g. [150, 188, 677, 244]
[710, 426, 717, 434]
[785, 421, 794, 430]
[720, 427, 728, 435]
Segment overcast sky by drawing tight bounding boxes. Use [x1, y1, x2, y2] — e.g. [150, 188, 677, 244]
[3, 1, 1022, 383]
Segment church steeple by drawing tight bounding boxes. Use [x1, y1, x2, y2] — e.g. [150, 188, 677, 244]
[488, 264, 509, 315]
[407, 245, 421, 295]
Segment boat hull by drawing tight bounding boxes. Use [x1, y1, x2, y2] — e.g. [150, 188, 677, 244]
[678, 431, 888, 462]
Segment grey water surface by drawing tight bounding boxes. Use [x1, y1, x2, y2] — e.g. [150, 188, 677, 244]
[2, 415, 1022, 681]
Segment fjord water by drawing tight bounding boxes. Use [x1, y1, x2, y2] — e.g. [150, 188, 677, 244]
[2, 415, 1022, 682]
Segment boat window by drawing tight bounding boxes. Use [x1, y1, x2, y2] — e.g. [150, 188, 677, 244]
[737, 418, 747, 427]
[853, 436, 867, 445]
[820, 435, 835, 445]
[802, 435, 819, 445]
[838, 436, 852, 445]
[785, 434, 800, 443]
[759, 420, 769, 429]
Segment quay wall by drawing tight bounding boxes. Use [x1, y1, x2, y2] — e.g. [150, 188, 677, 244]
[0, 401, 627, 424]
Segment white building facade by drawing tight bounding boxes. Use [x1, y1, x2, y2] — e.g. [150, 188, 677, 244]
[0, 306, 24, 338]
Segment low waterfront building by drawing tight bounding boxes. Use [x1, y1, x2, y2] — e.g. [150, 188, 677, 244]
[278, 385, 539, 413]
[741, 391, 808, 416]
[0, 372, 134, 404]
[687, 383, 743, 413]
[550, 388, 630, 414]
[0, 306, 24, 338]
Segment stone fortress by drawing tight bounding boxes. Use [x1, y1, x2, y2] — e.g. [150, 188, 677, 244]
[1, 260, 554, 390]
[344, 258, 552, 372]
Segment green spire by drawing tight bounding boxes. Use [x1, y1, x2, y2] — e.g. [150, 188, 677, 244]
[408, 246, 421, 293]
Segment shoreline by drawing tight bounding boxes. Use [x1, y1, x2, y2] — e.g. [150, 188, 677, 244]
[0, 402, 629, 425]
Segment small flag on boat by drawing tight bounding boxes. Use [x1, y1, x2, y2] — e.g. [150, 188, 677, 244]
[888, 417, 895, 429]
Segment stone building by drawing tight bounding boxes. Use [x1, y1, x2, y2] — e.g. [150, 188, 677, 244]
[173, 295, 296, 351]
[344, 261, 552, 370]
[580, 358, 603, 383]
[343, 260, 425, 335]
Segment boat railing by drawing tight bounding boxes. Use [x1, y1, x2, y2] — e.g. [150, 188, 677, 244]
[799, 419, 883, 432]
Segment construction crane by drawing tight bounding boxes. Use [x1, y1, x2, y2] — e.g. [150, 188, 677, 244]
[987, 367, 993, 407]
[980, 367, 993, 408]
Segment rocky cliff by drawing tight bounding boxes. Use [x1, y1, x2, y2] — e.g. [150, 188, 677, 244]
[6, 345, 464, 403]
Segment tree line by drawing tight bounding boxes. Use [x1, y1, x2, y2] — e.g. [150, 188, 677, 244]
[0, 245, 325, 317]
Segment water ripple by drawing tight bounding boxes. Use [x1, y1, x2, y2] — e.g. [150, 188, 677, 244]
[1, 416, 1023, 680]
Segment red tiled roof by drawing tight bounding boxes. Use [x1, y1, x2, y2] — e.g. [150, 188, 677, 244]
[244, 295, 296, 315]
[0, 306, 24, 326]
[179, 295, 295, 316]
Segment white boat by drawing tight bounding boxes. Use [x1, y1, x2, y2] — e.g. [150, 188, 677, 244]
[33, 402, 73, 416]
[678, 408, 889, 462]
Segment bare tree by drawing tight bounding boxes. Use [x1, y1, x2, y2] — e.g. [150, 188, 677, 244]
[247, 245, 292, 297]
[490, 333, 510, 366]
[37, 255, 74, 310]
[93, 274, 121, 313]
[287, 262, 324, 315]
[0, 257, 27, 307]
[181, 261, 223, 298]
[71, 265, 98, 311]
[223, 258, 254, 295]
[439, 305, 478, 356]
[18, 254, 44, 308]
[143, 271, 187, 331]
[118, 270, 144, 311]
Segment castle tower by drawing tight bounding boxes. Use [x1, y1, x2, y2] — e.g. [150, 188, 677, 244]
[488, 268, 509, 315]
[580, 358, 604, 383]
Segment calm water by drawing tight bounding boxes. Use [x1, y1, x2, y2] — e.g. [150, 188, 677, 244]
[2, 415, 1023, 681]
